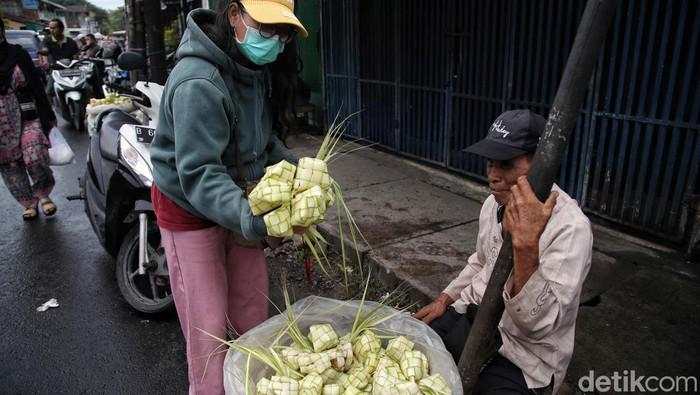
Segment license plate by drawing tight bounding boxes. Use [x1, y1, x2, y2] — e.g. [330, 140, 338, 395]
[135, 126, 155, 144]
[59, 69, 83, 77]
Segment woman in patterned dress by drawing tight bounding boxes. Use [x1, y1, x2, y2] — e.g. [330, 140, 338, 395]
[0, 19, 58, 220]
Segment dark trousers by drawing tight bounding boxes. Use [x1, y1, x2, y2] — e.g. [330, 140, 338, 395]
[430, 306, 542, 395]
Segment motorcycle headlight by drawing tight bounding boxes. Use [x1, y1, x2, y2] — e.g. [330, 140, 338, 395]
[119, 136, 153, 187]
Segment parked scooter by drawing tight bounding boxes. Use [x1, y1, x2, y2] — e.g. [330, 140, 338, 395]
[50, 58, 97, 132]
[72, 51, 171, 313]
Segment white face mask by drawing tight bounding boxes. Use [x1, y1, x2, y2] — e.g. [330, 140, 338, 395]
[235, 16, 285, 65]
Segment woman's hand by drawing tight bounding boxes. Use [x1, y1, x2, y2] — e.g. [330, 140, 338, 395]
[293, 227, 308, 235]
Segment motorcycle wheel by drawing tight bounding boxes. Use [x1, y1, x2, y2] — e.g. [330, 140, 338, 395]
[71, 100, 86, 132]
[116, 225, 173, 314]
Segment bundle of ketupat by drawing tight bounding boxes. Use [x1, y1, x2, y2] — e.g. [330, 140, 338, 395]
[246, 113, 367, 287]
[221, 279, 453, 395]
[87, 92, 132, 108]
[247, 325, 450, 395]
[219, 274, 460, 394]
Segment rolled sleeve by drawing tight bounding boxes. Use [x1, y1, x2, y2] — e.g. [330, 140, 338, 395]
[502, 217, 593, 340]
[443, 252, 483, 301]
[503, 270, 558, 339]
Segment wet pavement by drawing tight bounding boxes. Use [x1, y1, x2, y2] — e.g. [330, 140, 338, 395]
[0, 118, 187, 393]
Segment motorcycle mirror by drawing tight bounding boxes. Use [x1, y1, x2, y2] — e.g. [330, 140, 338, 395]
[117, 51, 146, 71]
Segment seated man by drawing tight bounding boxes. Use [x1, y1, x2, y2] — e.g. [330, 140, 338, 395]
[414, 109, 593, 395]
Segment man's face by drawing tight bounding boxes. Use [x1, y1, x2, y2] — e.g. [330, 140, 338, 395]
[48, 22, 63, 38]
[486, 154, 533, 205]
[85, 36, 95, 46]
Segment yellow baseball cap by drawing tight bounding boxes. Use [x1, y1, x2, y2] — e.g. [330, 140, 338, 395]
[240, 0, 308, 38]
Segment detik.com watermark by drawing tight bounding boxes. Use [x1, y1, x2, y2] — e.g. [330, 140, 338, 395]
[578, 370, 698, 393]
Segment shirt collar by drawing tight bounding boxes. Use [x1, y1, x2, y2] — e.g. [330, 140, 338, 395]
[51, 36, 67, 45]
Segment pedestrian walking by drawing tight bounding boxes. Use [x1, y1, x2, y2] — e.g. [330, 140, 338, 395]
[149, 1, 308, 393]
[0, 19, 58, 220]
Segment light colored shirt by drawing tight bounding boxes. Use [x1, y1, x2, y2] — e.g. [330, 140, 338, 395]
[443, 184, 592, 393]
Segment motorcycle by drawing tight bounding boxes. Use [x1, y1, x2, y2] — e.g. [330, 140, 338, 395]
[50, 58, 96, 132]
[72, 51, 172, 313]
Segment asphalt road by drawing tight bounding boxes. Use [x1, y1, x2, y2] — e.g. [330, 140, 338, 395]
[0, 117, 188, 394]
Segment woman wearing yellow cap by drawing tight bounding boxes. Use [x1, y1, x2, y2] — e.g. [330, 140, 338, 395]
[149, 1, 307, 393]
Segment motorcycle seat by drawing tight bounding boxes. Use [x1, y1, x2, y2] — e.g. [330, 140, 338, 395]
[98, 109, 140, 161]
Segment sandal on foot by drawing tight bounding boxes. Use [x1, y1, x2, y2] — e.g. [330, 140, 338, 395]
[23, 206, 38, 221]
[39, 198, 57, 216]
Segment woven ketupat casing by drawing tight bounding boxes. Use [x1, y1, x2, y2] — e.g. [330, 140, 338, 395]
[346, 369, 370, 389]
[266, 160, 297, 183]
[248, 160, 297, 216]
[249, 180, 293, 216]
[309, 324, 339, 352]
[396, 381, 422, 394]
[298, 352, 332, 375]
[385, 336, 414, 361]
[320, 367, 340, 384]
[299, 373, 324, 394]
[291, 185, 328, 227]
[331, 340, 354, 372]
[361, 351, 380, 375]
[256, 377, 272, 394]
[399, 350, 429, 381]
[372, 368, 397, 391]
[263, 203, 293, 237]
[293, 157, 331, 193]
[321, 384, 342, 395]
[281, 347, 303, 371]
[269, 375, 300, 394]
[352, 330, 381, 361]
[418, 373, 452, 395]
[341, 385, 363, 395]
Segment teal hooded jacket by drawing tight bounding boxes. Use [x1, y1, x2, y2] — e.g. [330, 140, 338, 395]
[150, 9, 296, 240]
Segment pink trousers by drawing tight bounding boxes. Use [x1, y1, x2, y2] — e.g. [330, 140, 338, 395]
[159, 226, 269, 395]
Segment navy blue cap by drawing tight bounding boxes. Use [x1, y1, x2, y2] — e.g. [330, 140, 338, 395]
[463, 109, 545, 161]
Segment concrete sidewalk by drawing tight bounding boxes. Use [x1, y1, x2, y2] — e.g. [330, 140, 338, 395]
[287, 134, 700, 393]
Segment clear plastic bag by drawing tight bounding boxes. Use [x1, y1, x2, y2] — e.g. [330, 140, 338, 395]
[48, 127, 75, 166]
[223, 296, 463, 394]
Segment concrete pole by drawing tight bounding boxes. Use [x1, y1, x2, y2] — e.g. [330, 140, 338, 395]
[126, 0, 146, 82]
[143, 0, 166, 84]
[457, 0, 619, 392]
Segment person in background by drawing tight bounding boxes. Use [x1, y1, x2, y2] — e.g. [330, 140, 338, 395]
[40, 19, 79, 65]
[149, 1, 308, 393]
[0, 19, 58, 220]
[40, 19, 79, 97]
[79, 34, 101, 59]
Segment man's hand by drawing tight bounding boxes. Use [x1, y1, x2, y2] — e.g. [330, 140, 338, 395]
[413, 293, 453, 324]
[503, 176, 558, 295]
[503, 176, 558, 250]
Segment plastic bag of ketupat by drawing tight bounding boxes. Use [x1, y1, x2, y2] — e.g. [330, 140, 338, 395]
[223, 296, 463, 395]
